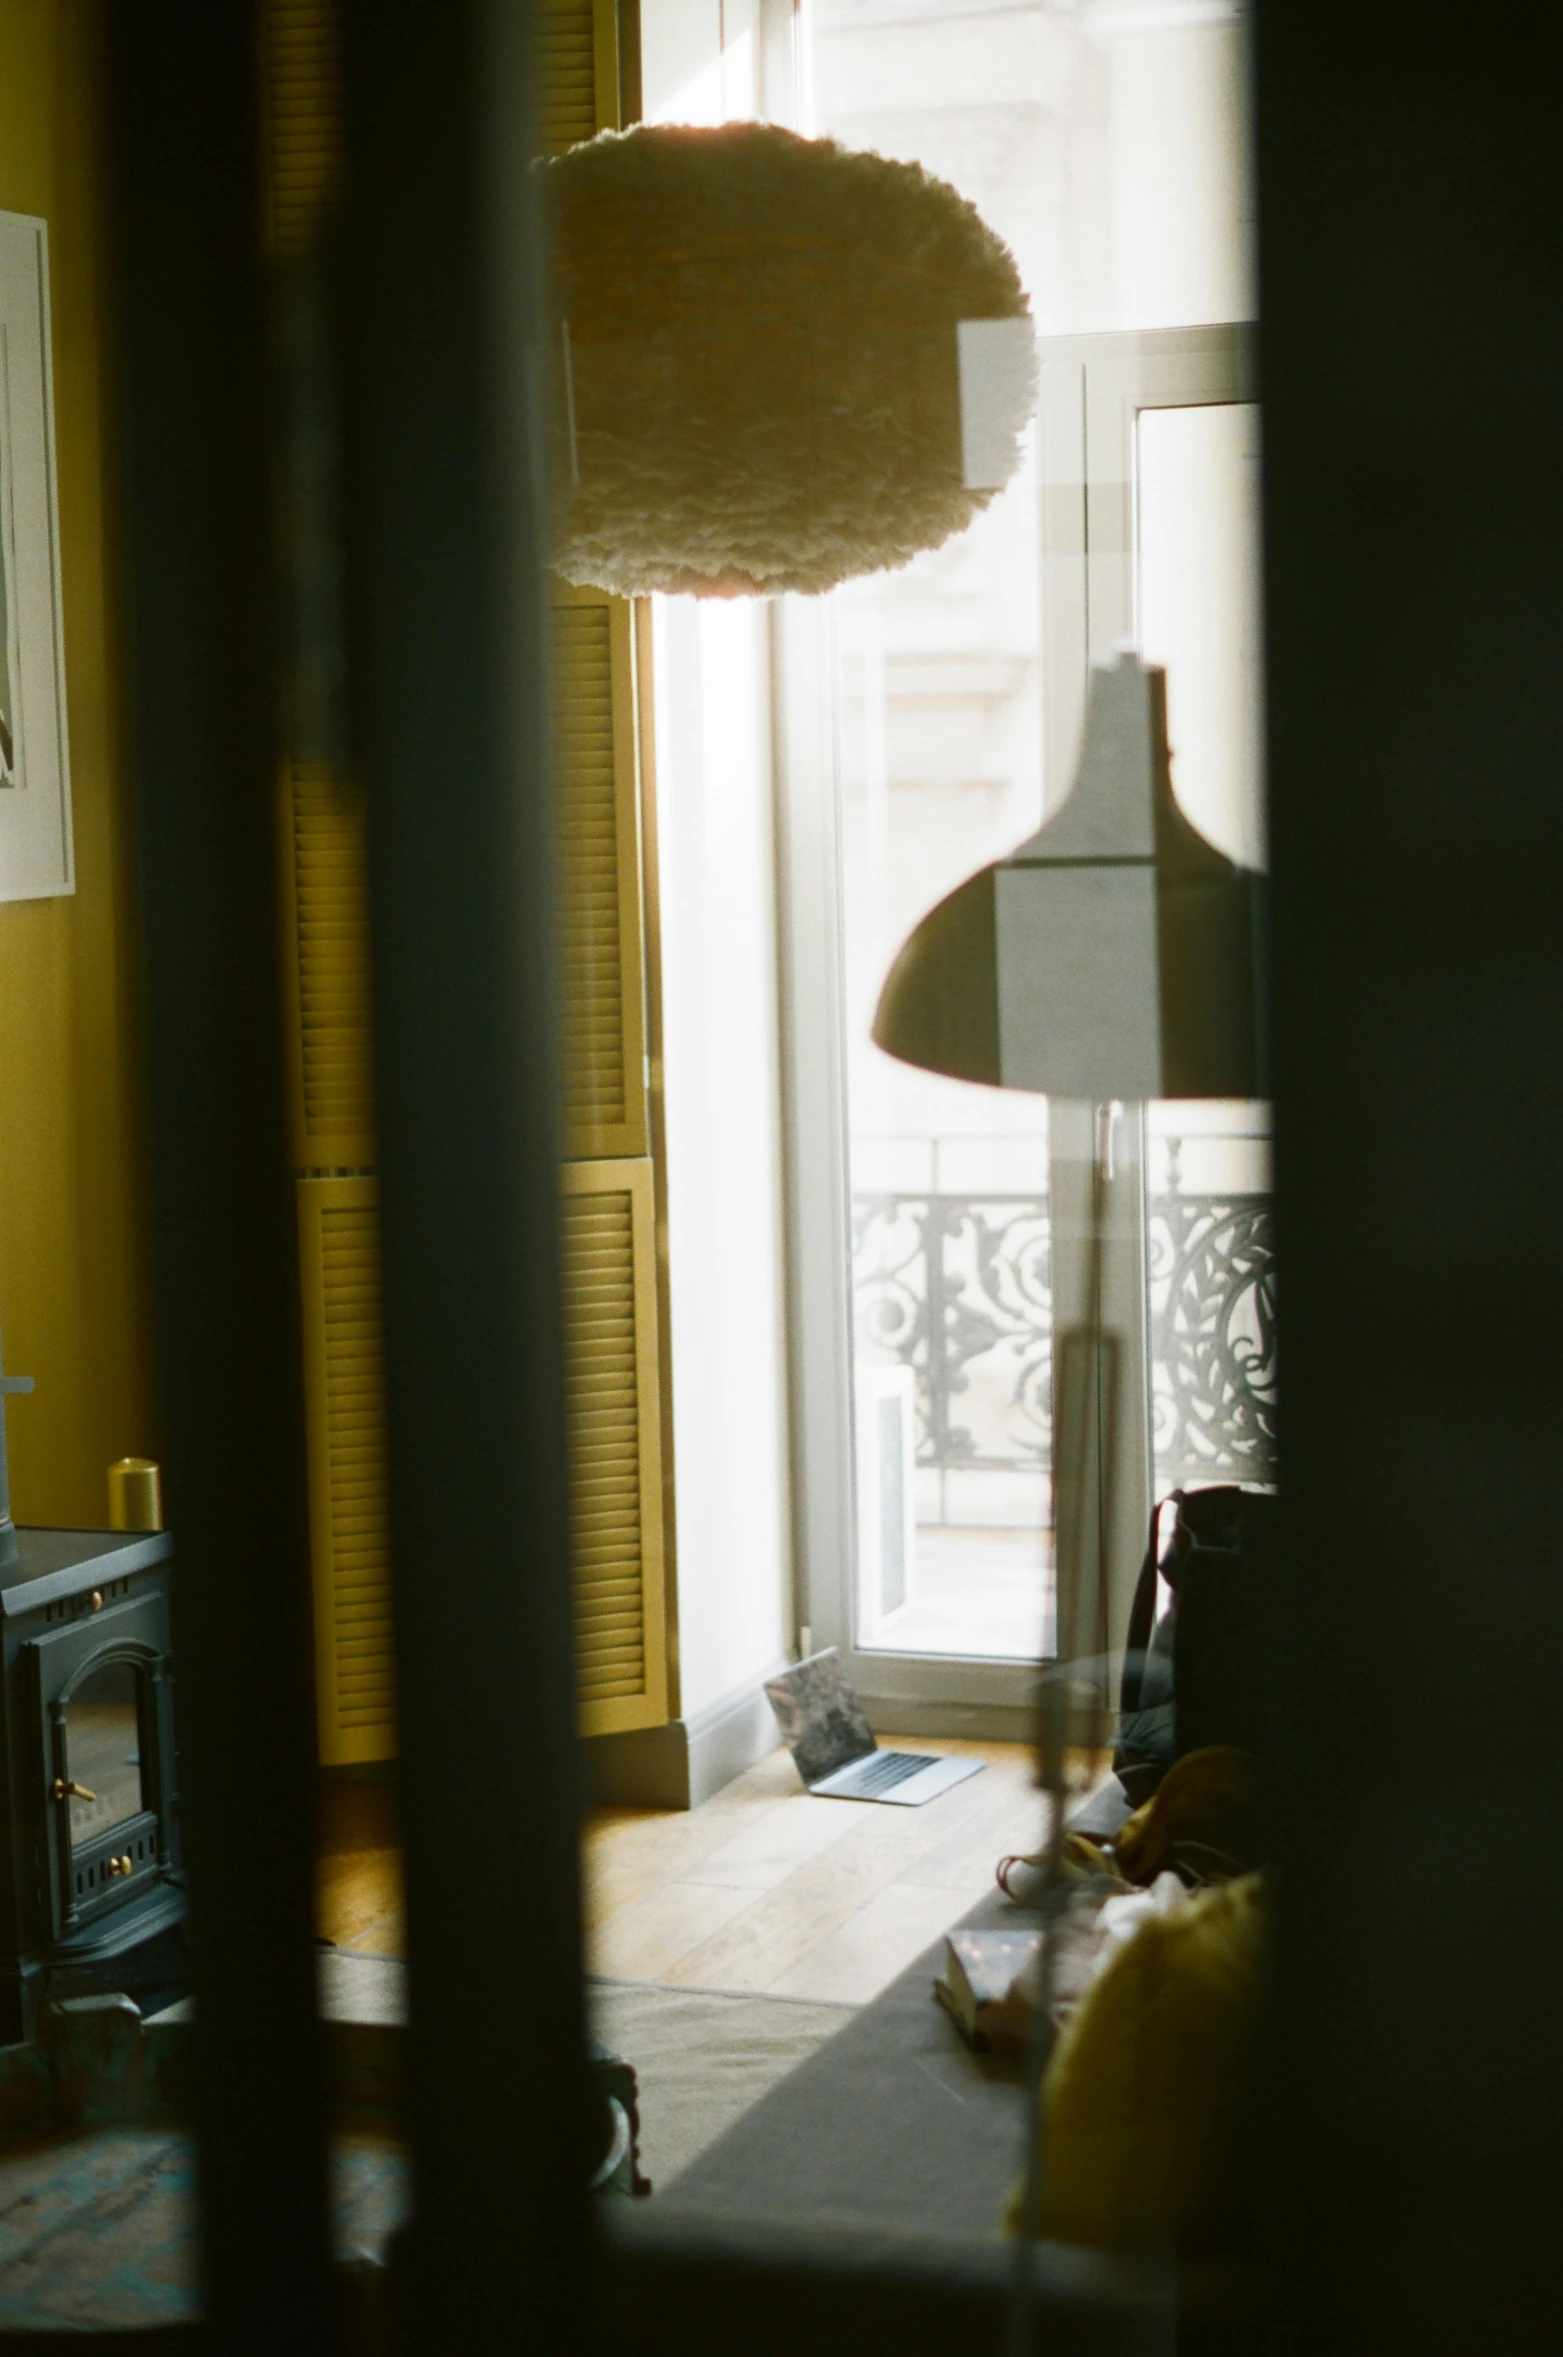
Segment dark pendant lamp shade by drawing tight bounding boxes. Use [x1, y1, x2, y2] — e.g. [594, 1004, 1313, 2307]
[872, 654, 1267, 1101]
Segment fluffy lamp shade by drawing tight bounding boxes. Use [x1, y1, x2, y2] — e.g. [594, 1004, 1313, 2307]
[541, 122, 1034, 598]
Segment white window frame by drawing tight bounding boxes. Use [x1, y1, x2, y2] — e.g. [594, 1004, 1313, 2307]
[774, 327, 1257, 1734]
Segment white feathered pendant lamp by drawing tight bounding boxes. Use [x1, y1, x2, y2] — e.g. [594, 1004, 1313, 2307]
[872, 654, 1267, 1100]
[539, 122, 1036, 598]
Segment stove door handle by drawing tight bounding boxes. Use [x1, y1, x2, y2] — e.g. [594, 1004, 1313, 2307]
[51, 1777, 96, 1803]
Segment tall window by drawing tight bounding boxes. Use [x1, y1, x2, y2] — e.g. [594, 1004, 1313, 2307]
[795, 0, 1263, 1690]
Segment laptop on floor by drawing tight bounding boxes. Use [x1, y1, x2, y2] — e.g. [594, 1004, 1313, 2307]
[764, 1648, 985, 1806]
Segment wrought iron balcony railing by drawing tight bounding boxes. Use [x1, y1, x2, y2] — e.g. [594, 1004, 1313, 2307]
[850, 1128, 1277, 1511]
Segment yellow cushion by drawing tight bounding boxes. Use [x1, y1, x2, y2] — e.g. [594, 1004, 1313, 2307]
[1010, 1871, 1262, 2256]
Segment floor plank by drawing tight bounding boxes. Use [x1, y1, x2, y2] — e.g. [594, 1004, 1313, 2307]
[589, 1876, 761, 1983]
[676, 1792, 864, 1892]
[660, 1829, 927, 1995]
[317, 1738, 1056, 2004]
[765, 1876, 995, 2004]
[600, 1740, 1048, 1999]
[317, 1779, 403, 1953]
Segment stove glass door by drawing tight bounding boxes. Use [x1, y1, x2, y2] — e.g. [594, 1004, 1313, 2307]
[64, 1660, 147, 1849]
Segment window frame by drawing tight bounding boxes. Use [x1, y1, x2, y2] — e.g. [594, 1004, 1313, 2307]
[775, 323, 1259, 1729]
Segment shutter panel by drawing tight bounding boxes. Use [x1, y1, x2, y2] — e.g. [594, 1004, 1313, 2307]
[261, 0, 342, 254]
[561, 1160, 668, 1732]
[271, 0, 670, 1762]
[262, 0, 619, 234]
[537, 0, 624, 155]
[277, 606, 648, 1172]
[297, 1177, 396, 1766]
[278, 764, 376, 1170]
[552, 586, 649, 1160]
[299, 1168, 668, 1753]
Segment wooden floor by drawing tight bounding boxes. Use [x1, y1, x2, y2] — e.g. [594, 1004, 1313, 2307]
[317, 1779, 406, 1958]
[318, 1738, 1047, 2006]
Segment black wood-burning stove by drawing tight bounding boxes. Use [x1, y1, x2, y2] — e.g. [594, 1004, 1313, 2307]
[0, 1347, 185, 2042]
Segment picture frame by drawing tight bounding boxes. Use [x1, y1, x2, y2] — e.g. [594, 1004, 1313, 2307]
[0, 212, 72, 901]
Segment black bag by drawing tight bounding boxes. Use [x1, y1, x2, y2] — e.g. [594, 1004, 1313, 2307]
[1112, 1485, 1277, 1807]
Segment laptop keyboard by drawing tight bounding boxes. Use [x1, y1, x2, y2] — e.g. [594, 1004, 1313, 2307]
[835, 1750, 938, 1795]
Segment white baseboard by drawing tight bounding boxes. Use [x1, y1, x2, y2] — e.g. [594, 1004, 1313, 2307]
[684, 1674, 787, 1806]
[586, 1672, 1056, 1805]
[584, 1667, 788, 1811]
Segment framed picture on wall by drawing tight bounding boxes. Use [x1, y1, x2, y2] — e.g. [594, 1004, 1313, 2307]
[0, 212, 72, 900]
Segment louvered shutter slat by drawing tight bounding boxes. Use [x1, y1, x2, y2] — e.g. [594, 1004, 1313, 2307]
[535, 0, 621, 155]
[281, 765, 376, 1167]
[298, 1183, 398, 1762]
[558, 1166, 667, 1718]
[550, 591, 649, 1158]
[263, 0, 342, 256]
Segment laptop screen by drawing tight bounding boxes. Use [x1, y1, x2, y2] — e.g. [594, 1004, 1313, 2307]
[764, 1649, 878, 1786]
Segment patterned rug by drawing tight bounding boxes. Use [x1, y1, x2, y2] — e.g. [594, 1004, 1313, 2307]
[0, 1956, 855, 2331]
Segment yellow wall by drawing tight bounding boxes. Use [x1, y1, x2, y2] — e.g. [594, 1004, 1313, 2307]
[0, 1, 155, 1525]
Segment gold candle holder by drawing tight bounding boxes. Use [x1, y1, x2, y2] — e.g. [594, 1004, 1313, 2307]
[108, 1458, 163, 1534]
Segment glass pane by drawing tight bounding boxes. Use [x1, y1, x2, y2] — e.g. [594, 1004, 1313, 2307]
[820, 0, 1062, 1667]
[1136, 401, 1265, 867]
[65, 1661, 146, 1847]
[837, 422, 1052, 1661]
[1148, 1102, 1276, 1499]
[823, 0, 1254, 1664]
[1138, 400, 1273, 1505]
[829, 353, 1051, 1659]
[852, 1128, 1053, 1662]
[813, 0, 1255, 339]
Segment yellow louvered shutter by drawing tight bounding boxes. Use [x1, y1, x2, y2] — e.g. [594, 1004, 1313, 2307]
[261, 0, 342, 253]
[536, 0, 624, 156]
[277, 766, 375, 1169]
[268, 0, 670, 1762]
[263, 0, 622, 232]
[276, 599, 646, 1171]
[561, 1162, 668, 1729]
[552, 586, 649, 1160]
[298, 1168, 667, 1750]
[297, 1177, 395, 1765]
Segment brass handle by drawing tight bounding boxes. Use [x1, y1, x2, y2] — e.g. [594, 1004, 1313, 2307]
[108, 1854, 133, 1878]
[51, 1778, 96, 1804]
